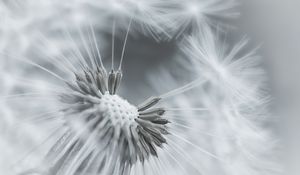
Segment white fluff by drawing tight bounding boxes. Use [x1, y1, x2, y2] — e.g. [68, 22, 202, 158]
[0, 1, 282, 175]
[158, 0, 239, 38]
[146, 27, 282, 175]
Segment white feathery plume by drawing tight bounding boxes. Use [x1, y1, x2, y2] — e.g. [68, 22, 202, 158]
[153, 26, 282, 175]
[89, 0, 176, 40]
[160, 0, 239, 38]
[181, 27, 265, 106]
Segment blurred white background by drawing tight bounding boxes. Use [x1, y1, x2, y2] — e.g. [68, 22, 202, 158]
[237, 1, 300, 174]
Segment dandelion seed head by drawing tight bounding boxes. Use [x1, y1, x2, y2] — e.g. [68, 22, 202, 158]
[0, 0, 282, 175]
[99, 93, 138, 126]
[56, 66, 169, 173]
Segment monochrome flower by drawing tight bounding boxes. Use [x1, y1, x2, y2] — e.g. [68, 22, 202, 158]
[0, 1, 282, 175]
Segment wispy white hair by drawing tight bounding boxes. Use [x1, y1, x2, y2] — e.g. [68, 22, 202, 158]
[0, 1, 100, 65]
[181, 27, 264, 105]
[159, 0, 239, 38]
[146, 27, 282, 175]
[0, 99, 45, 175]
[89, 0, 177, 40]
[0, 0, 237, 46]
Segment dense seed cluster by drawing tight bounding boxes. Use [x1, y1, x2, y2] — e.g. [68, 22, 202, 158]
[53, 66, 169, 174]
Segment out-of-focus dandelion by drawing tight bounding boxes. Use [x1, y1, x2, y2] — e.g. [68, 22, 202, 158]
[93, 0, 177, 40]
[155, 27, 281, 175]
[181, 27, 264, 105]
[160, 0, 239, 38]
[184, 29, 282, 174]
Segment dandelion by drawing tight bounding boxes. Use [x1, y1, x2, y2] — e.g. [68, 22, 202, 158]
[0, 24, 281, 175]
[0, 1, 282, 175]
[1, 19, 208, 173]
[49, 65, 171, 174]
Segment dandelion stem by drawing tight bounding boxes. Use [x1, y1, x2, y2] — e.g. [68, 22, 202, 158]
[36, 32, 76, 74]
[171, 132, 223, 161]
[90, 22, 105, 69]
[62, 25, 89, 69]
[170, 122, 232, 140]
[87, 27, 98, 68]
[166, 107, 208, 111]
[16, 108, 65, 126]
[13, 126, 63, 168]
[168, 139, 204, 174]
[112, 18, 116, 70]
[77, 25, 96, 70]
[118, 16, 133, 71]
[0, 92, 58, 99]
[159, 78, 206, 99]
[164, 146, 189, 174]
[0, 52, 67, 82]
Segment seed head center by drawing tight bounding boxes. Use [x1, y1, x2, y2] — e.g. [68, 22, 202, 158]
[99, 92, 138, 126]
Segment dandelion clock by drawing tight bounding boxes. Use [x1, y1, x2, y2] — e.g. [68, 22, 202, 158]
[0, 0, 283, 175]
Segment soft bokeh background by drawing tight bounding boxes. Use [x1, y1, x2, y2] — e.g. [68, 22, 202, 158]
[237, 1, 300, 175]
